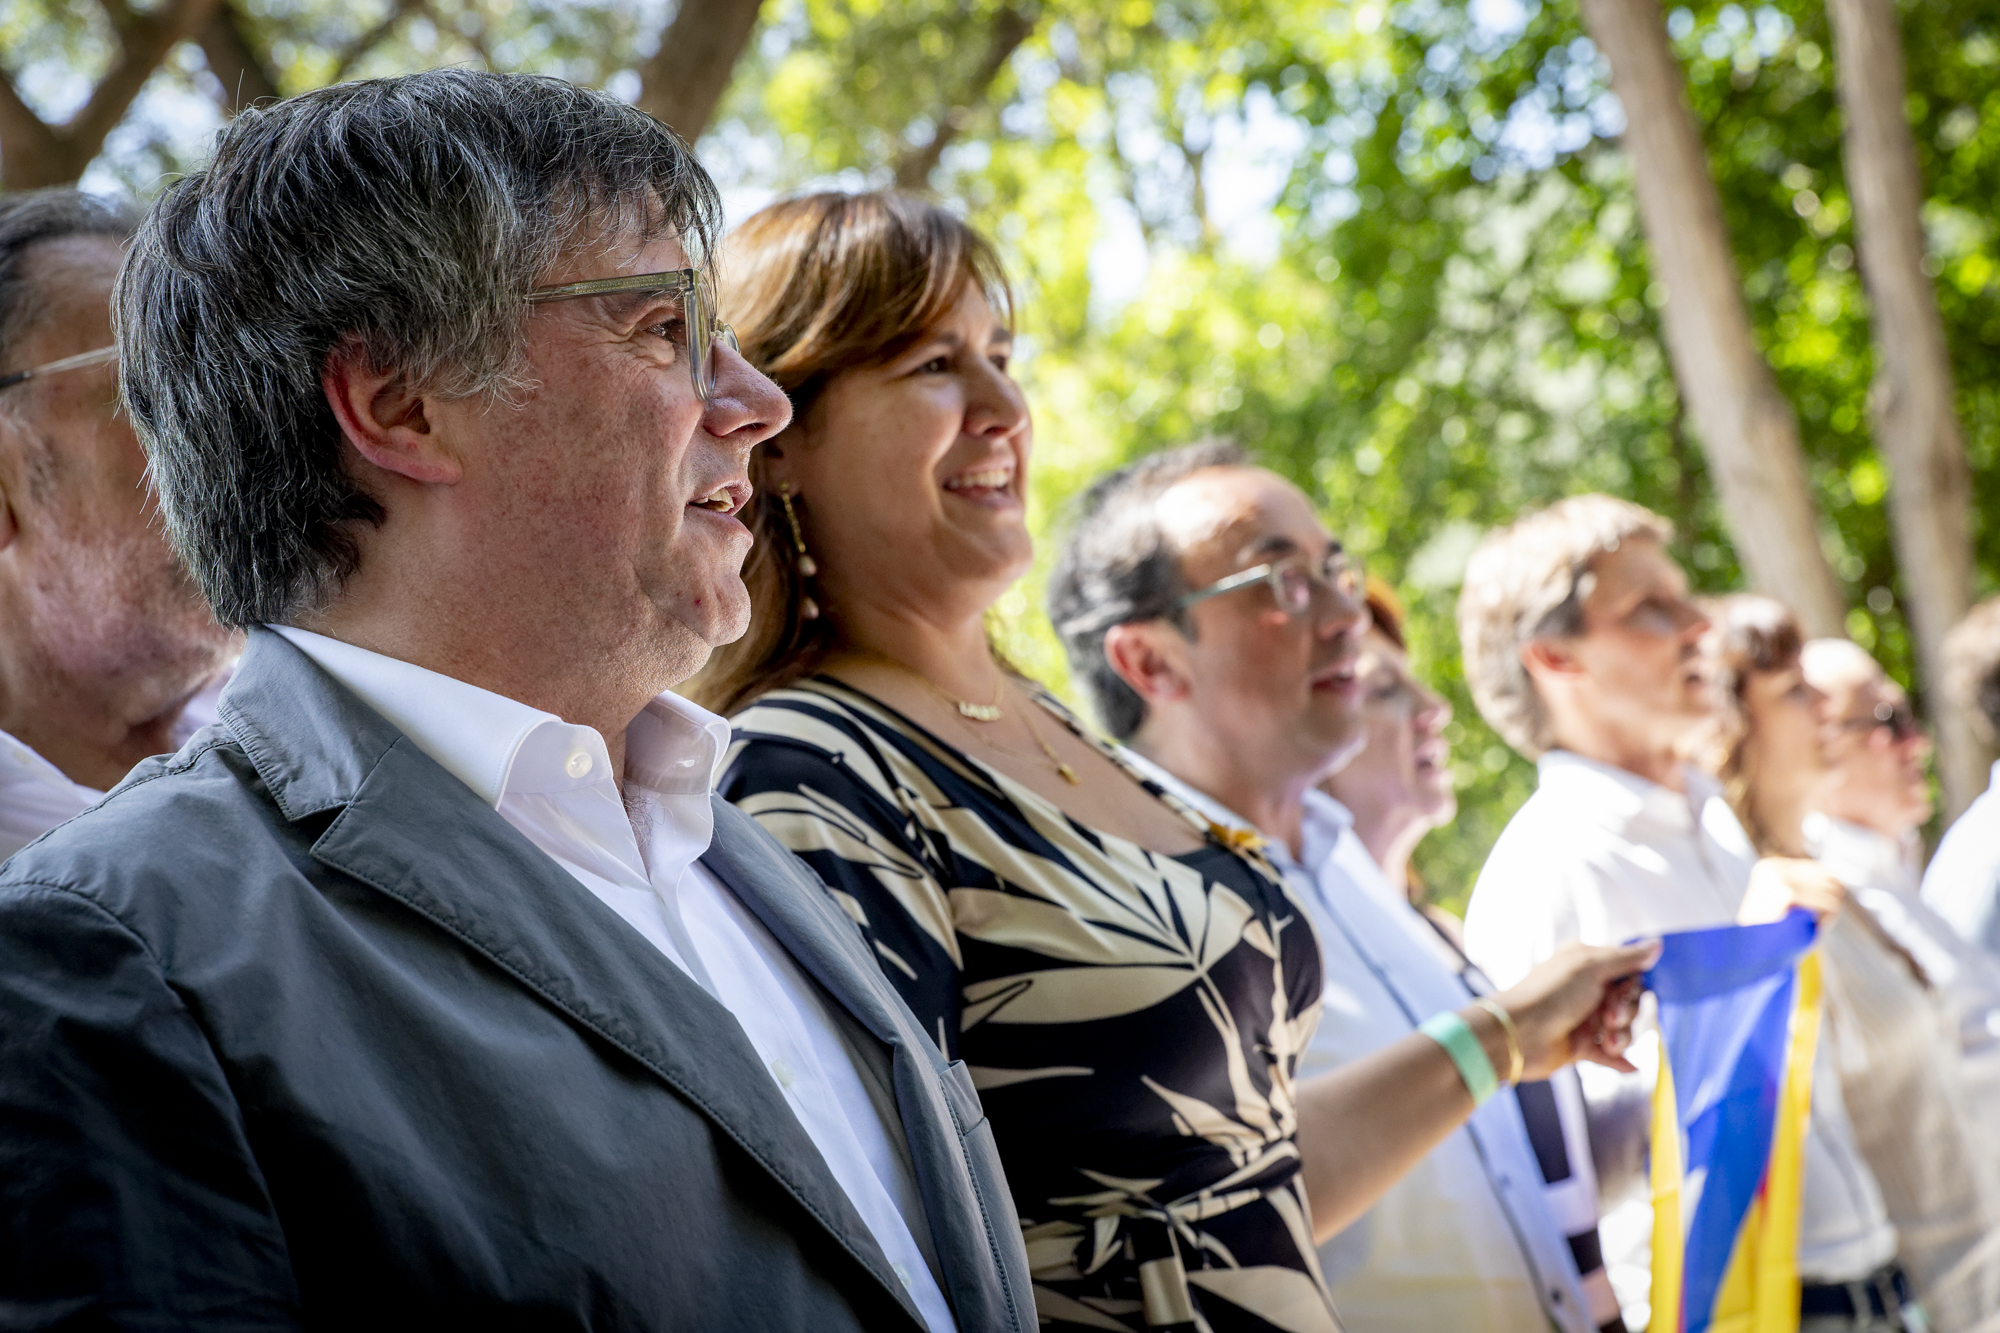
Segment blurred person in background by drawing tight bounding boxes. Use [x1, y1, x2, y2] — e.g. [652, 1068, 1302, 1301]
[1924, 595, 2000, 961]
[700, 193, 1653, 1333]
[1697, 594, 1997, 1330]
[1459, 498, 1900, 1333]
[1318, 581, 1625, 1331]
[1804, 634, 2000, 1328]
[0, 189, 234, 856]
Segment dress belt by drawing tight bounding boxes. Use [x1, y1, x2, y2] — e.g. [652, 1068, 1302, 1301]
[1055, 1142, 1303, 1330]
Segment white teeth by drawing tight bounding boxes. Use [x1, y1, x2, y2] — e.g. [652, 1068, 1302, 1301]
[945, 468, 1012, 491]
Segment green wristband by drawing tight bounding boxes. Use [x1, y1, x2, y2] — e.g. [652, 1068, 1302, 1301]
[1418, 1010, 1499, 1108]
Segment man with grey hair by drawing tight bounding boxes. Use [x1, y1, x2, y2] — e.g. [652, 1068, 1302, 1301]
[1923, 595, 2000, 960]
[0, 72, 1032, 1331]
[1459, 495, 1908, 1332]
[0, 189, 233, 857]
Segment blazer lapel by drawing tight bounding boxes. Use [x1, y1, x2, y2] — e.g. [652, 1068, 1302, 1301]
[221, 632, 922, 1328]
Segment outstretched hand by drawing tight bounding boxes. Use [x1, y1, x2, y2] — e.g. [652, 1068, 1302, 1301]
[1738, 856, 1846, 926]
[1491, 939, 1660, 1081]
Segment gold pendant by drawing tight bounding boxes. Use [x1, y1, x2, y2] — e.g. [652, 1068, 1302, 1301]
[956, 700, 1004, 722]
[1057, 761, 1080, 785]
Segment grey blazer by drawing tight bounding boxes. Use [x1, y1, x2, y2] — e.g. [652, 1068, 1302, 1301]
[0, 629, 1034, 1332]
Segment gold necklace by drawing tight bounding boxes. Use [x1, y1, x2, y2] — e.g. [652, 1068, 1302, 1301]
[846, 648, 1004, 723]
[844, 648, 1076, 784]
[1012, 691, 1080, 785]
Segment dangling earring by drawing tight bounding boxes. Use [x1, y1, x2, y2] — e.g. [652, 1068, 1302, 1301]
[775, 482, 821, 620]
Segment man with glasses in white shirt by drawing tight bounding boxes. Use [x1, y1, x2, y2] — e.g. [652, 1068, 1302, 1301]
[1459, 494, 1910, 1333]
[0, 72, 1032, 1330]
[0, 190, 234, 857]
[1047, 444, 1643, 1333]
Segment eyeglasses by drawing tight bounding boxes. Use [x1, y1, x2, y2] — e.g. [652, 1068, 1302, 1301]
[1831, 698, 1921, 743]
[1174, 545, 1363, 617]
[0, 344, 119, 391]
[525, 268, 737, 404]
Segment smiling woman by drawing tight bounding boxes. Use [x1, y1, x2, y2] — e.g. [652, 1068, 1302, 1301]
[690, 193, 1654, 1333]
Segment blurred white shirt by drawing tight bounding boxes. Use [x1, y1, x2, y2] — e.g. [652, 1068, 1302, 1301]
[1127, 753, 1597, 1333]
[0, 671, 227, 861]
[272, 626, 956, 1333]
[1807, 813, 2000, 1327]
[1923, 761, 2000, 965]
[1464, 750, 1896, 1332]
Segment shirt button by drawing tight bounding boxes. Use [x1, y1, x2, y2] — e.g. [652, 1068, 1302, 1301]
[770, 1058, 796, 1089]
[564, 750, 592, 779]
[892, 1262, 913, 1290]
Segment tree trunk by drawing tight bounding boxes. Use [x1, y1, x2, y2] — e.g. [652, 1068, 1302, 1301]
[1826, 0, 1988, 818]
[1579, 0, 1848, 639]
[636, 0, 768, 142]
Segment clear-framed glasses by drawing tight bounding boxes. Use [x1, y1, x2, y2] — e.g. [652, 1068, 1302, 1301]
[525, 268, 738, 404]
[1831, 697, 1921, 743]
[0, 344, 119, 392]
[1173, 544, 1363, 617]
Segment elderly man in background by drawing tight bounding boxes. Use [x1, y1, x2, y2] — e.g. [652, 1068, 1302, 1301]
[1924, 595, 2000, 961]
[0, 72, 1033, 1330]
[1459, 495, 1907, 1333]
[1047, 442, 1619, 1333]
[1799, 638, 2000, 1327]
[0, 190, 233, 856]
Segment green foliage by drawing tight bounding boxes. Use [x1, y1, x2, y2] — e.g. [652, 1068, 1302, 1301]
[11, 0, 1999, 905]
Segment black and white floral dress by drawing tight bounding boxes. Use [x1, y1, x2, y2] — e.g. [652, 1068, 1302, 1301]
[721, 677, 1339, 1333]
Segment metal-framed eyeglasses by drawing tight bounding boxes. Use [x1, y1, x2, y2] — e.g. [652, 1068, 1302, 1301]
[1830, 697, 1921, 743]
[0, 344, 119, 392]
[526, 268, 737, 404]
[1173, 545, 1363, 617]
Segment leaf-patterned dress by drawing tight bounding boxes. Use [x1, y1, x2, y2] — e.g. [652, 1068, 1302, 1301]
[720, 677, 1340, 1333]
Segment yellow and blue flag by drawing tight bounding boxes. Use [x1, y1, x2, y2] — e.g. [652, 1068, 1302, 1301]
[1646, 909, 1822, 1333]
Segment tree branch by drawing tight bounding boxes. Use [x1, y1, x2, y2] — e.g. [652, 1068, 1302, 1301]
[329, 0, 426, 84]
[69, 0, 226, 159]
[1, 0, 220, 188]
[636, 0, 769, 142]
[198, 0, 280, 113]
[893, 5, 1038, 192]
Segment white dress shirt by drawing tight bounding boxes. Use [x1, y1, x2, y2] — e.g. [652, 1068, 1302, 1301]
[1463, 750, 1897, 1331]
[1123, 752, 1596, 1333]
[1923, 761, 2000, 965]
[0, 672, 227, 862]
[1805, 813, 2000, 1326]
[272, 627, 957, 1333]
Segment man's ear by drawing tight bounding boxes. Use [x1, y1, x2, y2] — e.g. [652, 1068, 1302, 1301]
[1520, 636, 1583, 682]
[321, 337, 460, 486]
[0, 424, 23, 553]
[1103, 621, 1193, 710]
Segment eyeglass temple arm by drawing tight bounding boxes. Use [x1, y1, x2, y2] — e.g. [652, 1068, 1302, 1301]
[0, 344, 119, 390]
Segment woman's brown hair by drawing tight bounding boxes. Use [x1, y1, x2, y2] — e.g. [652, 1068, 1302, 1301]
[1697, 592, 1805, 854]
[684, 192, 1014, 716]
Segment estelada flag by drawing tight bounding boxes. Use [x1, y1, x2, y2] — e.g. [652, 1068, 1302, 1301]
[1645, 909, 1822, 1333]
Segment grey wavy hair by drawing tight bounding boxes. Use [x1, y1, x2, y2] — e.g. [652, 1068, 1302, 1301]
[1457, 493, 1673, 759]
[116, 69, 721, 627]
[1944, 594, 2000, 745]
[1046, 439, 1247, 741]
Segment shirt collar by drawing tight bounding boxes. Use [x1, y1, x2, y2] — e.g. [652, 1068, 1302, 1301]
[1535, 748, 1715, 836]
[1114, 745, 1343, 878]
[271, 626, 726, 807]
[1802, 811, 1918, 893]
